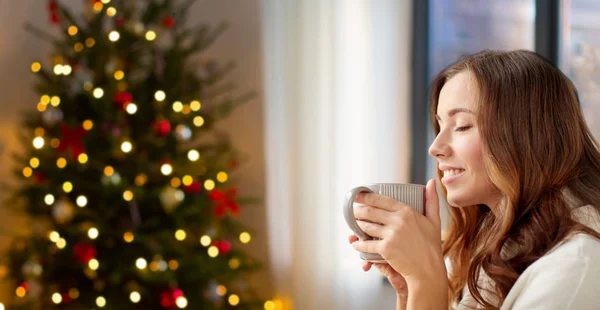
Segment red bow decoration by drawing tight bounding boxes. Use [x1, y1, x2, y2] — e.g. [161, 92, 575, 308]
[209, 188, 240, 218]
[58, 124, 87, 160]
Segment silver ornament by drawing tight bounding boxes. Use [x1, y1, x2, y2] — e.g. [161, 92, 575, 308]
[174, 124, 192, 141]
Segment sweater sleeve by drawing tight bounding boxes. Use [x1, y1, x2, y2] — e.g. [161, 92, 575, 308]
[507, 247, 600, 309]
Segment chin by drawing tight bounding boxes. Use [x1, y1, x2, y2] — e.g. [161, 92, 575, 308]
[446, 192, 473, 208]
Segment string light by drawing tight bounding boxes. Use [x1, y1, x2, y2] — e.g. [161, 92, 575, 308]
[56, 157, 67, 169]
[45, 194, 55, 205]
[83, 120, 94, 130]
[168, 259, 179, 270]
[16, 285, 26, 297]
[96, 296, 106, 308]
[69, 288, 79, 299]
[193, 116, 205, 127]
[124, 232, 134, 243]
[52, 292, 62, 304]
[240, 232, 251, 244]
[145, 30, 157, 41]
[78, 153, 89, 164]
[200, 235, 212, 247]
[76, 195, 87, 207]
[121, 141, 132, 153]
[56, 238, 67, 249]
[114, 70, 124, 80]
[172, 101, 183, 112]
[190, 100, 201, 111]
[22, 167, 33, 178]
[33, 137, 44, 149]
[187, 150, 199, 161]
[0, 303, 4, 310]
[154, 90, 166, 101]
[175, 229, 186, 241]
[68, 26, 78, 36]
[264, 300, 276, 310]
[74, 43, 84, 52]
[84, 82, 93, 91]
[171, 177, 181, 187]
[51, 138, 60, 148]
[217, 172, 228, 183]
[126, 103, 137, 114]
[85, 38, 96, 48]
[106, 7, 117, 16]
[216, 285, 227, 296]
[31, 62, 42, 73]
[176, 297, 188, 308]
[88, 259, 99, 270]
[63, 181, 73, 193]
[161, 163, 173, 175]
[204, 179, 215, 191]
[208, 246, 219, 258]
[30, 157, 40, 168]
[228, 258, 240, 269]
[37, 103, 47, 112]
[104, 166, 114, 176]
[50, 96, 60, 106]
[101, 0, 111, 3]
[123, 190, 134, 201]
[49, 231, 60, 242]
[182, 105, 191, 115]
[93, 2, 103, 12]
[34, 127, 45, 136]
[88, 228, 99, 239]
[130, 291, 141, 303]
[136, 258, 147, 269]
[182, 175, 193, 186]
[135, 174, 147, 186]
[62, 65, 72, 75]
[93, 88, 104, 98]
[228, 294, 240, 306]
[108, 31, 120, 42]
[53, 64, 64, 75]
[40, 95, 50, 105]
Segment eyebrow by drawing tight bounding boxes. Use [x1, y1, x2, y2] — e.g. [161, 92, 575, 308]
[435, 108, 474, 121]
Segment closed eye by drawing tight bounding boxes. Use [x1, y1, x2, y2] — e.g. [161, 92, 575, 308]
[455, 126, 472, 132]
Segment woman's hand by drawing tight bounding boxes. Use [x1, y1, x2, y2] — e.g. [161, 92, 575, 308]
[350, 179, 447, 297]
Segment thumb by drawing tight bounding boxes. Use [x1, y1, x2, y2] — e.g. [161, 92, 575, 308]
[425, 178, 441, 230]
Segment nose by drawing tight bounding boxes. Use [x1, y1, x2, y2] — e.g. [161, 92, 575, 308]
[428, 132, 450, 159]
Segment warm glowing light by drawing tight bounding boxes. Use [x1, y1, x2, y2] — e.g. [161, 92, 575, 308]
[108, 31, 120, 42]
[145, 30, 156, 41]
[68, 26, 78, 36]
[240, 232, 251, 244]
[114, 70, 124, 80]
[264, 300, 276, 310]
[86, 38, 96, 47]
[45, 194, 55, 205]
[74, 42, 84, 52]
[96, 296, 106, 307]
[76, 195, 87, 207]
[50, 96, 60, 106]
[49, 231, 60, 242]
[172, 101, 183, 112]
[63, 181, 73, 193]
[22, 167, 33, 178]
[136, 258, 147, 269]
[33, 137, 45, 149]
[83, 120, 94, 130]
[101, 0, 111, 3]
[175, 229, 186, 241]
[56, 157, 67, 168]
[52, 292, 62, 304]
[176, 296, 188, 308]
[130, 291, 141, 303]
[123, 190, 134, 201]
[182, 175, 193, 186]
[30, 157, 40, 168]
[62, 65, 72, 75]
[216, 285, 227, 296]
[168, 259, 179, 270]
[93, 2, 103, 12]
[104, 166, 114, 176]
[69, 288, 79, 299]
[51, 138, 60, 148]
[126, 103, 137, 114]
[16, 286, 26, 297]
[193, 116, 205, 127]
[154, 90, 166, 101]
[88, 228, 99, 239]
[188, 150, 199, 161]
[135, 174, 147, 186]
[88, 259, 99, 270]
[53, 64, 64, 75]
[228, 294, 240, 306]
[106, 7, 117, 16]
[40, 95, 50, 105]
[93, 88, 104, 98]
[56, 238, 67, 249]
[31, 62, 41, 72]
[229, 258, 240, 269]
[217, 172, 228, 183]
[121, 141, 132, 153]
[200, 235, 212, 247]
[124, 232, 134, 243]
[204, 179, 215, 191]
[208, 246, 219, 257]
[78, 153, 88, 164]
[170, 177, 181, 187]
[182, 105, 191, 114]
[161, 163, 173, 175]
[190, 100, 201, 111]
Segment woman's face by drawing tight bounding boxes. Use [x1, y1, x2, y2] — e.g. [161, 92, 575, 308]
[428, 71, 500, 208]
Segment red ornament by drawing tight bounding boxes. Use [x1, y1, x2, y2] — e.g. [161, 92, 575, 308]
[48, 1, 60, 24]
[19, 282, 29, 291]
[160, 288, 184, 308]
[163, 16, 175, 28]
[212, 240, 232, 254]
[183, 180, 201, 193]
[153, 120, 171, 136]
[209, 188, 240, 218]
[73, 243, 96, 264]
[50, 12, 60, 24]
[57, 124, 87, 160]
[113, 92, 133, 110]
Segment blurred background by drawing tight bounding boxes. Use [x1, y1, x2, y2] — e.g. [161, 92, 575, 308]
[0, 0, 599, 309]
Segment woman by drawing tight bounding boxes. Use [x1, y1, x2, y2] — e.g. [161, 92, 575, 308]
[349, 50, 600, 309]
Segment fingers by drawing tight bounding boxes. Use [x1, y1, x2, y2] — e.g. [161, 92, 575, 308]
[351, 239, 378, 254]
[353, 204, 390, 225]
[354, 192, 400, 212]
[348, 234, 359, 244]
[425, 179, 441, 230]
[362, 261, 372, 272]
[356, 220, 385, 238]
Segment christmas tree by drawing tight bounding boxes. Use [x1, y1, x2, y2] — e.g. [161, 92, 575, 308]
[1, 0, 270, 309]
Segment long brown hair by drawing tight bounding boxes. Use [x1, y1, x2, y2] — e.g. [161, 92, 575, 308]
[431, 50, 600, 309]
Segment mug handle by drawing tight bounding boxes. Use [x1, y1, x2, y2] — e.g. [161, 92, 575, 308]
[343, 186, 375, 241]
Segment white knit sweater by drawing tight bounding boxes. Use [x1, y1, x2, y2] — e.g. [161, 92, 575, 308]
[453, 205, 600, 310]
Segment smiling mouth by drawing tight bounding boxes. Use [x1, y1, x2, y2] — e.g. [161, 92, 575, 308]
[442, 169, 465, 184]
